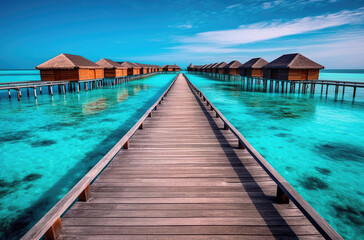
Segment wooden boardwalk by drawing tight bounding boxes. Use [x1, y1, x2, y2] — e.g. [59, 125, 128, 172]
[56, 74, 324, 239]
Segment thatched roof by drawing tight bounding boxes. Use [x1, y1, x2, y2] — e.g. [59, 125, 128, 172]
[117, 61, 141, 69]
[163, 64, 181, 69]
[36, 53, 102, 70]
[263, 53, 324, 69]
[187, 63, 194, 68]
[239, 58, 268, 69]
[224, 60, 243, 69]
[217, 62, 227, 69]
[96, 58, 126, 69]
[209, 63, 219, 69]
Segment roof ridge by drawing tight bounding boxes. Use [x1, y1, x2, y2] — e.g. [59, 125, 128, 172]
[62, 54, 78, 68]
[287, 53, 301, 68]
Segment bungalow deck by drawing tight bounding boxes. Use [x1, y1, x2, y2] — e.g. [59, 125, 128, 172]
[21, 73, 342, 240]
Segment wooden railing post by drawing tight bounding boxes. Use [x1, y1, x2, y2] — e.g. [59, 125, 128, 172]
[123, 140, 129, 149]
[45, 217, 62, 240]
[78, 184, 91, 202]
[276, 186, 289, 204]
[238, 141, 245, 149]
[139, 123, 143, 129]
[223, 123, 229, 130]
[148, 112, 152, 117]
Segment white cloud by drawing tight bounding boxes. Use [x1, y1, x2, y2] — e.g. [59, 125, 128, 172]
[172, 24, 193, 29]
[226, 3, 242, 9]
[180, 7, 364, 46]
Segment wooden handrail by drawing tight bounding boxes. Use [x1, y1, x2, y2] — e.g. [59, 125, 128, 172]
[183, 73, 343, 240]
[21, 73, 179, 240]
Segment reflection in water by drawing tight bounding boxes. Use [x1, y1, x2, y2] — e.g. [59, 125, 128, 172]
[82, 98, 107, 115]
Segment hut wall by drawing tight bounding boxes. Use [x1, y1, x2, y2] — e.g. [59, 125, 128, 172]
[40, 70, 56, 81]
[40, 69, 80, 81]
[104, 69, 116, 78]
[127, 68, 134, 75]
[95, 69, 104, 79]
[288, 69, 319, 80]
[133, 68, 140, 75]
[116, 69, 127, 77]
[251, 69, 263, 77]
[229, 69, 240, 75]
[218, 69, 225, 74]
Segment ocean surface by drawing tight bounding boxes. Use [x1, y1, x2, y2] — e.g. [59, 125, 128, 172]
[0, 69, 363, 239]
[185, 71, 364, 239]
[0, 73, 176, 239]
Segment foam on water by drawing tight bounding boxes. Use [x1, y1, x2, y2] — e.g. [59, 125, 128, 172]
[0, 73, 176, 239]
[185, 72, 364, 239]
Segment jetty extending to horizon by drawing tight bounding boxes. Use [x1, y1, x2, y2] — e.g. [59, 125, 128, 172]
[21, 73, 342, 240]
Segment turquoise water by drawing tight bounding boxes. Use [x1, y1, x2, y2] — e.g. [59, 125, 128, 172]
[320, 69, 364, 82]
[0, 73, 176, 239]
[0, 69, 40, 83]
[185, 72, 364, 239]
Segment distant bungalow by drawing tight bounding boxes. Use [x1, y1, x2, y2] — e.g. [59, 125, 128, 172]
[224, 60, 243, 75]
[217, 62, 227, 74]
[135, 63, 149, 74]
[239, 58, 268, 77]
[187, 63, 194, 71]
[36, 53, 104, 81]
[163, 64, 181, 72]
[117, 61, 141, 76]
[262, 53, 324, 80]
[208, 63, 218, 73]
[96, 58, 127, 78]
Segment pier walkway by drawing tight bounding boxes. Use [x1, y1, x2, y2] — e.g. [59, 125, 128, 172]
[22, 74, 341, 239]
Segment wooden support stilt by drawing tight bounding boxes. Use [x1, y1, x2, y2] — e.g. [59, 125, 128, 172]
[223, 123, 229, 130]
[17, 88, 21, 101]
[276, 186, 289, 204]
[33, 87, 37, 99]
[45, 217, 62, 240]
[39, 86, 43, 94]
[8, 89, 11, 99]
[27, 88, 30, 96]
[78, 184, 91, 202]
[50, 85, 53, 96]
[139, 123, 143, 129]
[62, 85, 66, 95]
[326, 85, 329, 96]
[123, 140, 129, 149]
[353, 86, 357, 101]
[77, 83, 80, 93]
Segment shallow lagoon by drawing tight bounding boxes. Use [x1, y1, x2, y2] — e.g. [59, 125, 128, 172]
[186, 72, 364, 239]
[0, 73, 175, 239]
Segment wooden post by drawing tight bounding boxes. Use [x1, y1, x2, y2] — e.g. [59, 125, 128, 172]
[215, 112, 219, 118]
[139, 123, 143, 129]
[148, 112, 152, 117]
[50, 85, 53, 96]
[353, 86, 357, 101]
[62, 85, 66, 95]
[276, 186, 289, 204]
[326, 85, 329, 96]
[77, 83, 80, 93]
[33, 87, 37, 99]
[123, 140, 129, 149]
[45, 217, 62, 240]
[223, 123, 229, 130]
[17, 88, 21, 101]
[85, 82, 88, 91]
[27, 88, 29, 96]
[8, 89, 11, 99]
[78, 184, 91, 202]
[210, 106, 213, 111]
[238, 141, 245, 149]
[39, 86, 43, 95]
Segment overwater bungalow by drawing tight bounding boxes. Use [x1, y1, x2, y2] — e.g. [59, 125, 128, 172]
[36, 53, 104, 81]
[187, 63, 194, 71]
[239, 58, 268, 77]
[207, 63, 218, 73]
[212, 62, 226, 74]
[215, 62, 226, 74]
[96, 58, 127, 78]
[163, 64, 181, 72]
[262, 53, 324, 80]
[118, 61, 141, 76]
[135, 63, 148, 74]
[224, 60, 243, 75]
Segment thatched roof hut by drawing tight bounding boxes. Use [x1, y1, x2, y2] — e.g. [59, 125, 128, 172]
[217, 62, 227, 74]
[239, 58, 268, 77]
[262, 53, 324, 80]
[163, 64, 181, 72]
[187, 63, 195, 71]
[36, 53, 104, 81]
[223, 60, 242, 75]
[96, 58, 127, 78]
[207, 63, 218, 73]
[118, 61, 141, 76]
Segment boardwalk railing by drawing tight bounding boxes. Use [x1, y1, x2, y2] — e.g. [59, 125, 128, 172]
[187, 71, 364, 102]
[184, 74, 343, 240]
[21, 74, 179, 240]
[1, 72, 174, 101]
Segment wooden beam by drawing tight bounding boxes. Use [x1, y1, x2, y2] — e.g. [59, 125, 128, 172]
[78, 184, 91, 202]
[45, 217, 62, 240]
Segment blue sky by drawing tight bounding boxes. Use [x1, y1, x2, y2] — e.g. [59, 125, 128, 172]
[0, 0, 363, 69]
